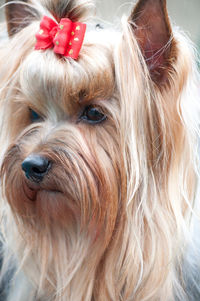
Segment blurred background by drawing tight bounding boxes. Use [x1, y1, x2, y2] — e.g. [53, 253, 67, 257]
[0, 0, 200, 47]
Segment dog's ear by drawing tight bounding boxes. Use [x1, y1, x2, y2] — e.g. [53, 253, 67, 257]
[5, 0, 38, 36]
[129, 0, 174, 82]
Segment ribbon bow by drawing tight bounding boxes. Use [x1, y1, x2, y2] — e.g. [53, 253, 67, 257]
[35, 16, 86, 60]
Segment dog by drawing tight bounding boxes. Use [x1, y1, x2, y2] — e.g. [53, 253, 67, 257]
[0, 0, 200, 300]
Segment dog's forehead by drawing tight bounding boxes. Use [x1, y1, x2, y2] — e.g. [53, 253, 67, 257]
[19, 28, 118, 112]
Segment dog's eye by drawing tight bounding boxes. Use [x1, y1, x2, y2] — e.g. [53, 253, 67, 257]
[80, 106, 106, 124]
[29, 109, 42, 123]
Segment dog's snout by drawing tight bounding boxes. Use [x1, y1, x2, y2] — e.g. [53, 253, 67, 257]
[22, 154, 51, 183]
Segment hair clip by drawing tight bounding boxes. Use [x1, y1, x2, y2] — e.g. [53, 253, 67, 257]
[35, 16, 86, 60]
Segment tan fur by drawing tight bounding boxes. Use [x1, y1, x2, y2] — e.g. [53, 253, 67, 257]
[0, 0, 200, 300]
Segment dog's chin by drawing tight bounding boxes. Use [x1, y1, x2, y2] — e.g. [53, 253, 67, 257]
[18, 178, 80, 228]
[37, 189, 63, 200]
[24, 180, 63, 201]
[35, 189, 64, 206]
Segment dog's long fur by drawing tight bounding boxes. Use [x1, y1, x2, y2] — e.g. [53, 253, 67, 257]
[0, 0, 200, 300]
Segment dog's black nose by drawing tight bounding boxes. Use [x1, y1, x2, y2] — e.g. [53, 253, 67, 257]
[22, 154, 51, 183]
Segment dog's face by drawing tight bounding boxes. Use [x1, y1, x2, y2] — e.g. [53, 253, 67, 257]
[2, 33, 121, 236]
[0, 0, 197, 300]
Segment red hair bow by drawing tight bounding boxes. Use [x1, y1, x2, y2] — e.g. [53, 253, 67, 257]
[35, 16, 86, 60]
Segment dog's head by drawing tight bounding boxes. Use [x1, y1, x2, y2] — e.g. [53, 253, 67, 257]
[0, 0, 199, 300]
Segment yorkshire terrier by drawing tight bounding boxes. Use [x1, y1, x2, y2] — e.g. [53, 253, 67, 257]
[0, 0, 200, 300]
